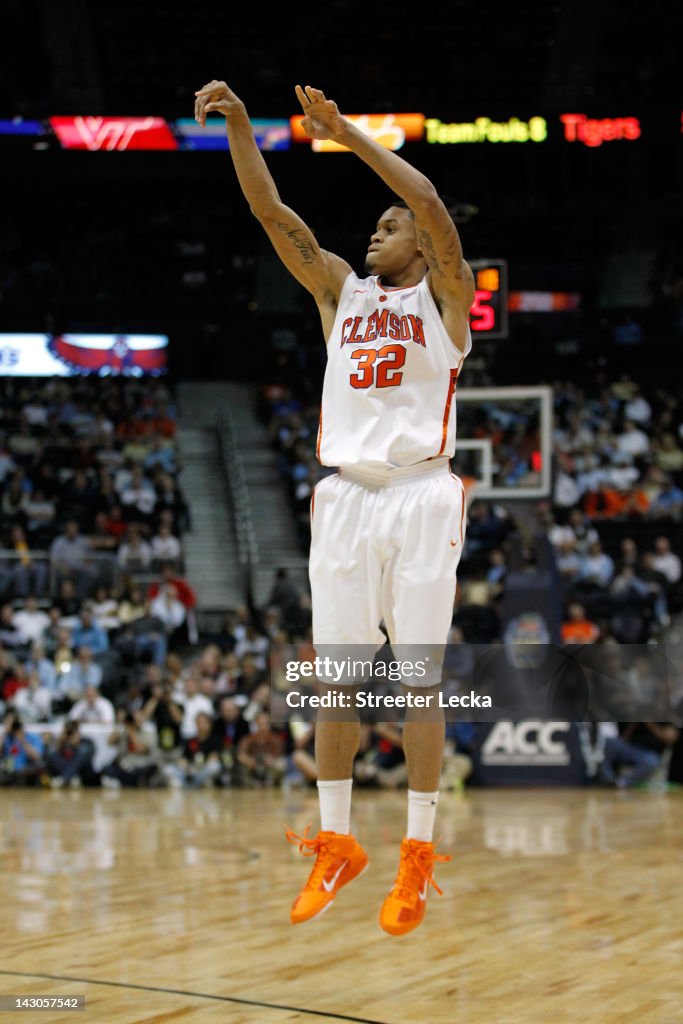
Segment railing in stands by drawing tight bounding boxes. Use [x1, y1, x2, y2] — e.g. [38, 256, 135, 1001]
[217, 408, 259, 603]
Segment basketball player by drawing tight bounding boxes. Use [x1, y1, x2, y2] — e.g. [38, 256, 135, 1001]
[195, 81, 474, 935]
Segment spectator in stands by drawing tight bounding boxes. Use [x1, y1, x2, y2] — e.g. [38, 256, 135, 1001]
[150, 583, 186, 648]
[117, 524, 152, 573]
[103, 504, 127, 544]
[649, 477, 683, 519]
[87, 512, 120, 578]
[553, 470, 581, 509]
[179, 673, 214, 740]
[653, 433, 683, 474]
[144, 437, 176, 476]
[11, 669, 52, 723]
[578, 541, 615, 589]
[608, 451, 639, 493]
[59, 647, 103, 702]
[268, 567, 300, 616]
[56, 579, 81, 622]
[148, 563, 196, 612]
[561, 602, 599, 645]
[72, 606, 109, 655]
[68, 684, 115, 725]
[0, 713, 44, 786]
[641, 465, 667, 507]
[619, 483, 650, 518]
[27, 643, 57, 695]
[601, 722, 679, 788]
[212, 696, 249, 786]
[118, 464, 156, 523]
[12, 595, 50, 646]
[59, 469, 98, 529]
[118, 583, 147, 626]
[619, 537, 639, 570]
[616, 420, 650, 458]
[45, 721, 93, 789]
[101, 712, 160, 789]
[163, 711, 222, 789]
[115, 595, 167, 668]
[237, 710, 285, 787]
[153, 473, 189, 533]
[234, 623, 269, 671]
[91, 586, 120, 633]
[49, 520, 92, 598]
[1, 473, 29, 525]
[0, 604, 24, 648]
[0, 438, 16, 485]
[141, 677, 184, 755]
[584, 482, 626, 520]
[556, 539, 582, 583]
[151, 524, 182, 568]
[651, 536, 682, 584]
[236, 652, 267, 695]
[638, 553, 671, 627]
[9, 525, 48, 596]
[623, 386, 652, 425]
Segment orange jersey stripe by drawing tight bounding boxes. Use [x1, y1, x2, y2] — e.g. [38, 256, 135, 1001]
[315, 406, 323, 462]
[450, 471, 466, 546]
[437, 369, 459, 457]
[436, 349, 467, 458]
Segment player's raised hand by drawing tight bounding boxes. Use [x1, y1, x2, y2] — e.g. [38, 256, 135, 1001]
[295, 85, 348, 141]
[194, 80, 246, 127]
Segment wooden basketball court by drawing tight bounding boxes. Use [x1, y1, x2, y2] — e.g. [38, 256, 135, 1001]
[1, 787, 681, 1023]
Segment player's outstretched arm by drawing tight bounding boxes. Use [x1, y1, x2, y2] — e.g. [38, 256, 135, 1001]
[295, 85, 474, 308]
[195, 81, 351, 304]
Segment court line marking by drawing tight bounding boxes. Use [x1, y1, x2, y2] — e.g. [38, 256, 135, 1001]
[0, 970, 391, 1024]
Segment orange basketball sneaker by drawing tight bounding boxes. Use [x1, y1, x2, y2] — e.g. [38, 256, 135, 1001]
[379, 837, 451, 936]
[285, 825, 369, 924]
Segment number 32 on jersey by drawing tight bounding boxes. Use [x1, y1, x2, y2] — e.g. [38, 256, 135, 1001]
[349, 344, 406, 389]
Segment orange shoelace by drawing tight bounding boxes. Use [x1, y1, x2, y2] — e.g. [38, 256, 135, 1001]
[285, 824, 336, 890]
[394, 841, 451, 902]
[285, 824, 327, 856]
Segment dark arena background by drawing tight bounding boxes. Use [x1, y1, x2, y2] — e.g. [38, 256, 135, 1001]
[1, 2, 682, 1021]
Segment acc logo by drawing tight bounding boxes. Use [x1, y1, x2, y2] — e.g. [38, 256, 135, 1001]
[481, 721, 570, 765]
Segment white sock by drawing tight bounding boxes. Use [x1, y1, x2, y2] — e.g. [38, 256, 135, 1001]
[407, 789, 439, 842]
[317, 779, 353, 835]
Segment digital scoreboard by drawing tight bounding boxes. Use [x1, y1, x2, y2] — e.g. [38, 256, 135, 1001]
[469, 259, 509, 339]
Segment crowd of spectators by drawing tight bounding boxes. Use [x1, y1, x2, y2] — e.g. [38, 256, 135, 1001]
[261, 367, 683, 652]
[0, 376, 209, 789]
[544, 372, 683, 643]
[0, 589, 319, 792]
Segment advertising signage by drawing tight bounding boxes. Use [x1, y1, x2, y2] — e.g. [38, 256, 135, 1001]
[176, 117, 290, 151]
[0, 110, 669, 151]
[49, 116, 178, 151]
[0, 334, 168, 376]
[289, 113, 425, 152]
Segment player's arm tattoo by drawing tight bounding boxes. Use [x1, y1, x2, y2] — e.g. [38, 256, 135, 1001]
[277, 222, 317, 265]
[417, 227, 460, 280]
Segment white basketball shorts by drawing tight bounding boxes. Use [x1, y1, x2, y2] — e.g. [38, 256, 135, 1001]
[309, 458, 466, 684]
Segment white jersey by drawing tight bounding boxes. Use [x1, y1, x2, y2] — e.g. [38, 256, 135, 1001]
[316, 272, 471, 471]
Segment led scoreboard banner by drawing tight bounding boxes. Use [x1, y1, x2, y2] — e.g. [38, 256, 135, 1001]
[469, 259, 508, 340]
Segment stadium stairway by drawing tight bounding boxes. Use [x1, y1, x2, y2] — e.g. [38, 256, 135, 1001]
[221, 381, 309, 608]
[177, 385, 244, 612]
[178, 382, 307, 612]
